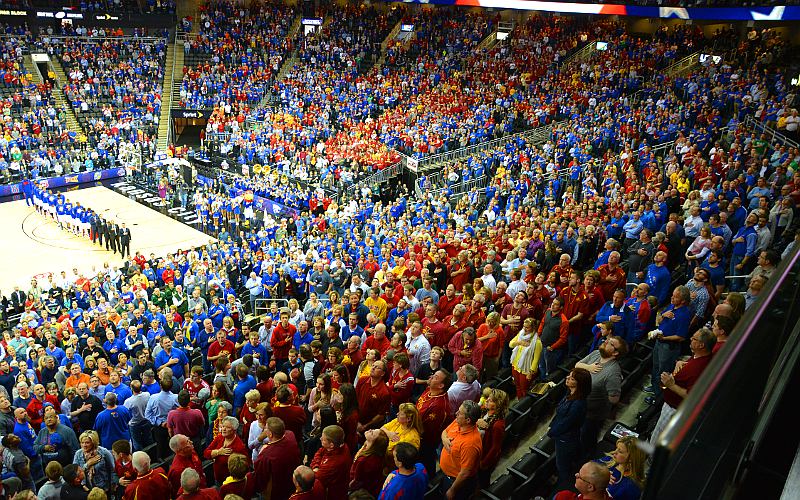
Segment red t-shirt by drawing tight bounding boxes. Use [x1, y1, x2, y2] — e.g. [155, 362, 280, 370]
[664, 354, 714, 409]
[355, 376, 390, 428]
[207, 339, 237, 361]
[310, 445, 351, 500]
[416, 388, 451, 447]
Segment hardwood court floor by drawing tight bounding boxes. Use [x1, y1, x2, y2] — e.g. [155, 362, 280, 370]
[0, 186, 214, 292]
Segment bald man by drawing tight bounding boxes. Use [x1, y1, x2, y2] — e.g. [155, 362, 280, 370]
[289, 465, 325, 500]
[123, 451, 170, 500]
[553, 461, 611, 500]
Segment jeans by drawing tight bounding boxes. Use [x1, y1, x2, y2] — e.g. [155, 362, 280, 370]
[418, 443, 439, 484]
[539, 347, 565, 379]
[29, 455, 44, 484]
[130, 419, 153, 451]
[729, 254, 746, 291]
[568, 331, 586, 356]
[554, 435, 581, 492]
[651, 341, 681, 398]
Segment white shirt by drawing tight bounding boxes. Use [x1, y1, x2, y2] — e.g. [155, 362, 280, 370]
[447, 380, 481, 415]
[405, 334, 431, 375]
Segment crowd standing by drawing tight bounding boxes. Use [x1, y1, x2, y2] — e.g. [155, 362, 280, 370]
[0, 3, 799, 500]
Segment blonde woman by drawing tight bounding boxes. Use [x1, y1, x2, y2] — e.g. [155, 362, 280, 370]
[73, 430, 115, 490]
[287, 299, 305, 326]
[354, 349, 379, 387]
[509, 317, 543, 399]
[598, 435, 647, 500]
[380, 402, 423, 458]
[477, 388, 510, 486]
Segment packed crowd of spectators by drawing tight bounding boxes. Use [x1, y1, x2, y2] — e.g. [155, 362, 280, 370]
[51, 36, 166, 153]
[179, 0, 296, 112]
[0, 36, 64, 184]
[6, 26, 172, 184]
[0, 6, 799, 500]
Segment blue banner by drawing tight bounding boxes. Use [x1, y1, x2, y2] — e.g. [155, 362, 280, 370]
[387, 0, 800, 22]
[195, 175, 299, 218]
[0, 168, 126, 198]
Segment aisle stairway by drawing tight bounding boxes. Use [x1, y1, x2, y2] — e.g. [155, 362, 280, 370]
[42, 57, 83, 135]
[157, 40, 183, 153]
[275, 15, 303, 82]
[374, 21, 402, 71]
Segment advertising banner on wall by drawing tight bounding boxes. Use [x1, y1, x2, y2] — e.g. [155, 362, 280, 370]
[0, 168, 126, 198]
[386, 1, 799, 21]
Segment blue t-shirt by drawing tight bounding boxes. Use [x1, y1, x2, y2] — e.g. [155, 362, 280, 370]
[232, 375, 256, 415]
[378, 463, 428, 500]
[94, 406, 131, 448]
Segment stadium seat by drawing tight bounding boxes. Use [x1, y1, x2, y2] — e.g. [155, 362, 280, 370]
[203, 459, 216, 486]
[533, 435, 555, 457]
[479, 472, 520, 500]
[508, 447, 548, 480]
[508, 394, 536, 416]
[511, 454, 557, 500]
[143, 442, 159, 464]
[504, 408, 532, 448]
[497, 374, 516, 396]
[546, 379, 568, 405]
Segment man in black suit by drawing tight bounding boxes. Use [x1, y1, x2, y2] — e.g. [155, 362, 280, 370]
[99, 217, 108, 249]
[0, 292, 7, 322]
[108, 222, 119, 254]
[120, 223, 132, 258]
[9, 287, 25, 314]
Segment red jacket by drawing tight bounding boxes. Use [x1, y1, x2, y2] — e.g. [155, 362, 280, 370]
[310, 445, 352, 500]
[271, 322, 296, 360]
[204, 434, 249, 483]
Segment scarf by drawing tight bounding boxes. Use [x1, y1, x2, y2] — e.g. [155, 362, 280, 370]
[511, 328, 539, 375]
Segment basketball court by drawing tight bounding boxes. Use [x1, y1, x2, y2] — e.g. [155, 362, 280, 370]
[0, 186, 214, 292]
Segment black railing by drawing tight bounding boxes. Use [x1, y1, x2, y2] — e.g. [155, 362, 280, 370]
[645, 244, 800, 499]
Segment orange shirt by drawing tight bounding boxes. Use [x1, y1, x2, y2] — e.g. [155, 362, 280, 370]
[65, 373, 91, 389]
[439, 420, 482, 478]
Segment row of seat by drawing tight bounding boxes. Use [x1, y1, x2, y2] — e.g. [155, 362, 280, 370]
[475, 339, 655, 500]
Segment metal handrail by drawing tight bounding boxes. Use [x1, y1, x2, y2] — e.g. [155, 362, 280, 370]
[253, 297, 289, 317]
[39, 35, 166, 43]
[348, 160, 403, 197]
[415, 120, 557, 173]
[744, 115, 800, 150]
[164, 29, 180, 147]
[664, 52, 700, 78]
[417, 122, 557, 191]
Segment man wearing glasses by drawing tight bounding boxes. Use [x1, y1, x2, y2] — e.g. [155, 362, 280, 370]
[554, 461, 612, 500]
[649, 327, 716, 455]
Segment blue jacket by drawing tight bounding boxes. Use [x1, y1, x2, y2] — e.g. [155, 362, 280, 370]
[659, 304, 691, 340]
[595, 302, 630, 342]
[105, 382, 133, 406]
[548, 397, 586, 441]
[232, 375, 256, 415]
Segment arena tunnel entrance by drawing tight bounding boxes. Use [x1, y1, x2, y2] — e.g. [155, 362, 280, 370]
[171, 110, 211, 150]
[174, 124, 204, 149]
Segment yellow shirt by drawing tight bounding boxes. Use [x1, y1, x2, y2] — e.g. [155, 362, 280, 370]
[364, 296, 388, 321]
[383, 418, 421, 453]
